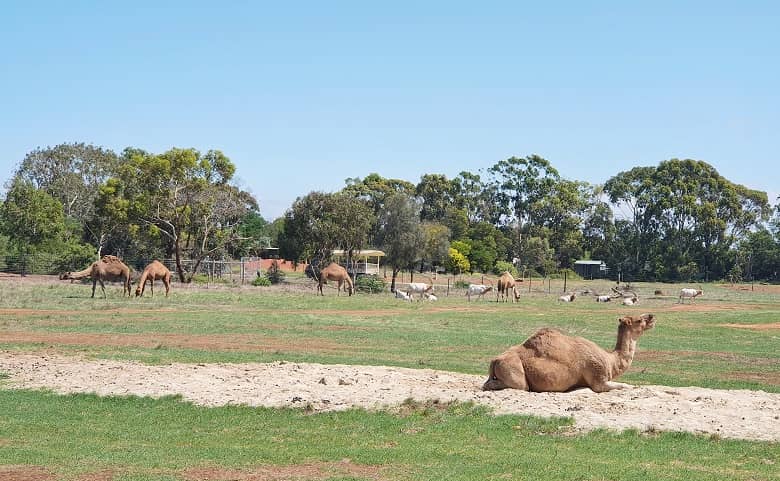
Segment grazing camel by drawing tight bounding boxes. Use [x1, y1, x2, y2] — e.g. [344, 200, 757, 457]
[59, 255, 132, 298]
[317, 262, 354, 296]
[483, 313, 656, 393]
[135, 260, 172, 297]
[496, 271, 521, 303]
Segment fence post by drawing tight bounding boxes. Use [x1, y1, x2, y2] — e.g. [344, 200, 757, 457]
[563, 270, 567, 293]
[447, 277, 450, 297]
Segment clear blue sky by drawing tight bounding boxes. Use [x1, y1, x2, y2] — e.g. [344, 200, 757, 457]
[1, 1, 778, 219]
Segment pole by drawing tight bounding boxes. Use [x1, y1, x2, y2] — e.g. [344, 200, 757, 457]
[563, 270, 567, 293]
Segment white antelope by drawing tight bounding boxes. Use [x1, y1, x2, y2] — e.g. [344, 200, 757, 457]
[596, 295, 612, 303]
[558, 293, 576, 302]
[466, 283, 493, 301]
[406, 282, 434, 301]
[394, 290, 413, 301]
[678, 288, 703, 303]
[622, 296, 638, 306]
[424, 293, 438, 301]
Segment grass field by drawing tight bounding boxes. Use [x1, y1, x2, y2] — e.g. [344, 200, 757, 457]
[0, 276, 778, 480]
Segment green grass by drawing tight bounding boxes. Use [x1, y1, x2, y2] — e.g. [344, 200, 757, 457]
[0, 390, 777, 481]
[0, 279, 779, 480]
[0, 280, 777, 391]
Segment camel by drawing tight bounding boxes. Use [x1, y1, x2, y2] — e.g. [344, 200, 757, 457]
[59, 255, 132, 298]
[496, 271, 521, 302]
[482, 313, 656, 393]
[135, 260, 172, 297]
[316, 262, 354, 296]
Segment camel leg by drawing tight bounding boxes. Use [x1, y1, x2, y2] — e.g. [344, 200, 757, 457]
[98, 279, 107, 298]
[164, 276, 170, 297]
[91, 279, 98, 298]
[336, 280, 342, 296]
[150, 280, 154, 298]
[589, 381, 634, 392]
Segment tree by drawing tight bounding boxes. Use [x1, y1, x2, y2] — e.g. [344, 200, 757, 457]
[0, 179, 69, 274]
[419, 222, 451, 272]
[446, 247, 470, 274]
[375, 193, 425, 292]
[416, 174, 457, 222]
[99, 148, 257, 282]
[15, 143, 119, 252]
[605, 159, 769, 281]
[278, 192, 374, 269]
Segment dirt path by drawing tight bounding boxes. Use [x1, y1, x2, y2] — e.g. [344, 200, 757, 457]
[1, 352, 779, 442]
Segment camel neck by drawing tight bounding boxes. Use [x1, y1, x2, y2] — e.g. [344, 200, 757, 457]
[611, 324, 637, 378]
[69, 267, 93, 279]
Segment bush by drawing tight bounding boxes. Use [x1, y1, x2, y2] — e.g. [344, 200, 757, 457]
[453, 280, 470, 289]
[493, 261, 518, 278]
[547, 268, 582, 280]
[354, 274, 385, 293]
[252, 275, 272, 287]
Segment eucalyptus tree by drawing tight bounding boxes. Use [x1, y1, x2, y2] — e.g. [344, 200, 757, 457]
[278, 191, 374, 269]
[605, 159, 769, 280]
[375, 193, 425, 292]
[14, 143, 120, 252]
[416, 174, 457, 222]
[98, 147, 257, 282]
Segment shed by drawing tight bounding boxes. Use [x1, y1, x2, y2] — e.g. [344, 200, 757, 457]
[574, 260, 608, 279]
[332, 249, 385, 276]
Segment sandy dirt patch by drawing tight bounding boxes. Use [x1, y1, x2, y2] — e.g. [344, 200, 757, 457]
[1, 353, 779, 442]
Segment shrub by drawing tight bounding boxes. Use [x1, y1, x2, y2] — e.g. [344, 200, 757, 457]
[355, 274, 385, 293]
[547, 268, 582, 280]
[493, 261, 518, 278]
[252, 275, 272, 287]
[453, 280, 470, 289]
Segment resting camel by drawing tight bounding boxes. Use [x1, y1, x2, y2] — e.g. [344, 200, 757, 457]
[483, 313, 656, 393]
[59, 255, 132, 298]
[316, 262, 354, 296]
[135, 260, 172, 297]
[496, 271, 521, 302]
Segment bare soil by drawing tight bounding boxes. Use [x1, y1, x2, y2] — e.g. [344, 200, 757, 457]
[1, 352, 779, 442]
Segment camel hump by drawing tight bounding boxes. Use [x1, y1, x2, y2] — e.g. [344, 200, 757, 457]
[100, 255, 122, 264]
[522, 328, 569, 353]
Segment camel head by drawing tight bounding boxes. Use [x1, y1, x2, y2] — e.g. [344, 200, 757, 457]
[59, 272, 71, 280]
[619, 313, 655, 334]
[134, 285, 143, 297]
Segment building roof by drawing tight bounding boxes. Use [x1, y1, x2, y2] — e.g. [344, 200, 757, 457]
[574, 260, 605, 265]
[332, 249, 385, 258]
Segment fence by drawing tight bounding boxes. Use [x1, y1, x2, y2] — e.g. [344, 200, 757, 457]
[0, 254, 307, 286]
[0, 253, 586, 294]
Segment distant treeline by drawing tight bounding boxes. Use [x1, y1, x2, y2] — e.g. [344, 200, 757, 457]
[1, 143, 778, 284]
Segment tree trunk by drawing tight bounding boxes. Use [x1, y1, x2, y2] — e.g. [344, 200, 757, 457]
[174, 237, 187, 283]
[390, 267, 400, 293]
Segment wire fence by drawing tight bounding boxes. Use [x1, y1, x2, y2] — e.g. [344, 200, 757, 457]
[0, 254, 285, 286]
[0, 253, 596, 295]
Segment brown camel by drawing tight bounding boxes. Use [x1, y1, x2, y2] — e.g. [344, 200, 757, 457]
[135, 260, 172, 297]
[483, 313, 656, 393]
[496, 271, 521, 302]
[59, 255, 132, 298]
[316, 262, 354, 296]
